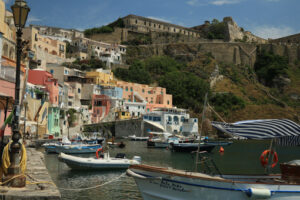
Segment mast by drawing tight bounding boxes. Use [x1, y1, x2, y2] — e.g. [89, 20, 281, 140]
[195, 93, 208, 172]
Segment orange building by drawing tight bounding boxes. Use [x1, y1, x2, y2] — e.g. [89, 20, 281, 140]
[116, 81, 172, 112]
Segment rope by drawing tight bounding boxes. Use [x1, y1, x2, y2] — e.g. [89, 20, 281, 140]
[59, 172, 126, 191]
[0, 174, 25, 186]
[0, 142, 27, 178]
[207, 103, 226, 123]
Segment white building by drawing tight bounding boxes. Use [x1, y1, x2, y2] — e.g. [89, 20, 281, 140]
[143, 107, 198, 135]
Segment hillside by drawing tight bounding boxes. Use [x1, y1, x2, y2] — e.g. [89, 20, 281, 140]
[114, 44, 300, 124]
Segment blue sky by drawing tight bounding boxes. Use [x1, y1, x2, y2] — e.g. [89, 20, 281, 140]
[4, 0, 299, 39]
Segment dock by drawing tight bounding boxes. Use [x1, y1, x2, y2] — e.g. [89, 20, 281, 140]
[0, 148, 61, 200]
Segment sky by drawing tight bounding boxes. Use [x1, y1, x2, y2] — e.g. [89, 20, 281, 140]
[3, 0, 299, 39]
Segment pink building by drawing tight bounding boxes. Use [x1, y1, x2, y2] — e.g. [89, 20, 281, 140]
[91, 94, 111, 123]
[116, 81, 172, 112]
[28, 69, 59, 106]
[0, 56, 26, 135]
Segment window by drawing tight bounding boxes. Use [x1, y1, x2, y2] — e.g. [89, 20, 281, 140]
[130, 87, 133, 91]
[174, 116, 179, 122]
[168, 116, 172, 121]
[147, 108, 150, 112]
[144, 115, 148, 120]
[167, 100, 170, 105]
[78, 88, 81, 93]
[64, 70, 69, 75]
[138, 106, 140, 109]
[181, 116, 185, 122]
[174, 28, 176, 32]
[142, 89, 145, 93]
[126, 106, 129, 110]
[149, 116, 153, 121]
[125, 87, 128, 91]
[122, 112, 125, 116]
[135, 20, 138, 24]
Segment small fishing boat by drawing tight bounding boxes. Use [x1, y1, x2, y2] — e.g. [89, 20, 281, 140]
[128, 135, 149, 141]
[147, 132, 172, 148]
[127, 119, 300, 200]
[169, 142, 216, 152]
[59, 152, 141, 170]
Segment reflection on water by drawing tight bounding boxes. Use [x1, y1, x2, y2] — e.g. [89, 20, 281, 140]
[44, 140, 300, 199]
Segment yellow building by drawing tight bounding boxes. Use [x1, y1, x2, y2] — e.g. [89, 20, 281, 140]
[23, 26, 66, 59]
[85, 69, 115, 86]
[115, 110, 131, 120]
[0, 0, 16, 60]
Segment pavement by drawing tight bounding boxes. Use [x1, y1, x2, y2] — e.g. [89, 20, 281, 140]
[0, 148, 61, 200]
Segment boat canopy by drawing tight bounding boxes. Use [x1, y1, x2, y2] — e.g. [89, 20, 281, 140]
[211, 119, 300, 145]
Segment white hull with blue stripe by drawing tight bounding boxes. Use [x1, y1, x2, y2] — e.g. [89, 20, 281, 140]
[127, 165, 300, 200]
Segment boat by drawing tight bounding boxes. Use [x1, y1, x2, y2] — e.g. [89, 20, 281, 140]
[169, 142, 216, 153]
[147, 132, 172, 148]
[59, 152, 141, 170]
[203, 140, 233, 146]
[54, 143, 102, 154]
[43, 136, 103, 154]
[127, 119, 300, 199]
[128, 135, 149, 141]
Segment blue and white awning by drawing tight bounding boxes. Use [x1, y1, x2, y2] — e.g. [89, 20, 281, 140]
[211, 119, 300, 142]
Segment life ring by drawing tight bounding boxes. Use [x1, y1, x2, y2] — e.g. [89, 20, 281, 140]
[96, 147, 103, 159]
[260, 150, 278, 168]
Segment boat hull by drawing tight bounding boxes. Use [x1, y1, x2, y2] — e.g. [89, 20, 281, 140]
[54, 144, 101, 154]
[170, 143, 216, 153]
[59, 153, 140, 170]
[128, 165, 300, 200]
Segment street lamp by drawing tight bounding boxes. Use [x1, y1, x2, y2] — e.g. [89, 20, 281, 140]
[6, 0, 30, 187]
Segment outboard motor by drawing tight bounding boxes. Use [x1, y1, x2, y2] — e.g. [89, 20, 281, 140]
[133, 156, 142, 164]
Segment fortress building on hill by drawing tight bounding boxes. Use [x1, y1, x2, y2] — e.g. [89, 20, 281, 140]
[122, 14, 200, 38]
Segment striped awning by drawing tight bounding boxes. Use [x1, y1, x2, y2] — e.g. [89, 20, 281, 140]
[211, 119, 300, 142]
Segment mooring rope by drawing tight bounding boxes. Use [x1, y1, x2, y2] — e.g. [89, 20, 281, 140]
[59, 172, 126, 191]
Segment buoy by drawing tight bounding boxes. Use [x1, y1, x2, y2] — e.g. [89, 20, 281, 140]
[219, 146, 224, 153]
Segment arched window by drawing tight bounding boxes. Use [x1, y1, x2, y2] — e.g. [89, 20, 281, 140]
[174, 116, 179, 122]
[3, 43, 9, 57]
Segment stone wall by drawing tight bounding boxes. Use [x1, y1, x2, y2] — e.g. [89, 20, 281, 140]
[271, 33, 300, 44]
[89, 28, 128, 44]
[126, 42, 300, 67]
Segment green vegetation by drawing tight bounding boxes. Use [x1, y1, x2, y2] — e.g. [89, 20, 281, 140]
[63, 58, 106, 71]
[114, 56, 209, 111]
[254, 51, 289, 87]
[66, 108, 77, 127]
[84, 18, 124, 37]
[206, 19, 226, 40]
[210, 93, 246, 116]
[114, 60, 152, 84]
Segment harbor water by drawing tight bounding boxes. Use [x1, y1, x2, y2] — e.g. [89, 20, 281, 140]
[44, 140, 300, 200]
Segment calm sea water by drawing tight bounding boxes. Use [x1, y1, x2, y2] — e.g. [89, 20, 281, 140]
[44, 140, 300, 200]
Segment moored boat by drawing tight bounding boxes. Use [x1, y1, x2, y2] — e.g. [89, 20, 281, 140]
[59, 152, 141, 170]
[128, 135, 149, 141]
[169, 142, 216, 152]
[127, 119, 300, 200]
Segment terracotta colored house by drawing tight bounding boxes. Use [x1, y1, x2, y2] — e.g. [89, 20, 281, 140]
[28, 69, 59, 106]
[91, 94, 111, 123]
[116, 81, 172, 112]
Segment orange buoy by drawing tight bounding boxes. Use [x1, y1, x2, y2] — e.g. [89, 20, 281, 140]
[219, 146, 224, 153]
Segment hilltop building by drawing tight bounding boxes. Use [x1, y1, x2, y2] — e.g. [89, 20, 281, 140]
[122, 14, 200, 38]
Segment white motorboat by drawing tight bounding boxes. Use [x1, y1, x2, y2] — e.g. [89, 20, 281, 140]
[127, 119, 300, 200]
[128, 135, 149, 141]
[59, 152, 141, 170]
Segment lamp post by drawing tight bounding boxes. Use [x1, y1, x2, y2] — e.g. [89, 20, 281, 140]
[6, 0, 30, 187]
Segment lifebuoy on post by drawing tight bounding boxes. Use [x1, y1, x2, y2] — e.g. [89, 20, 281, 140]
[96, 147, 103, 159]
[260, 150, 278, 168]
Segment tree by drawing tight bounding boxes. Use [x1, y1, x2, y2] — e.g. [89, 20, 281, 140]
[254, 51, 289, 87]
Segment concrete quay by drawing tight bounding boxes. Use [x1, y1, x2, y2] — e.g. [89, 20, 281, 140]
[0, 148, 61, 200]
